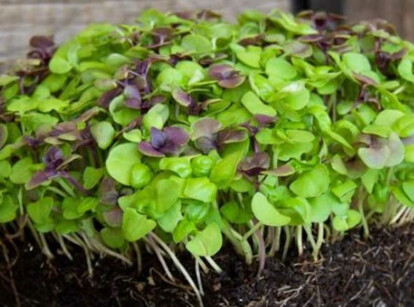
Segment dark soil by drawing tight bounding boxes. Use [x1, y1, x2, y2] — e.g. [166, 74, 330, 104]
[1, 224, 414, 307]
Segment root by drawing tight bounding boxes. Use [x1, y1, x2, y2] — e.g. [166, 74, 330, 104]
[145, 236, 175, 282]
[0, 242, 21, 307]
[88, 237, 132, 265]
[64, 234, 93, 275]
[150, 233, 204, 307]
[132, 242, 142, 274]
[195, 258, 204, 296]
[205, 256, 222, 274]
[39, 233, 54, 259]
[254, 226, 266, 277]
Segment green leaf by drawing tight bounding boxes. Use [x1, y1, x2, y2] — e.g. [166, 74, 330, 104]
[0, 161, 11, 178]
[333, 210, 361, 231]
[278, 197, 311, 225]
[173, 219, 196, 243]
[142, 103, 169, 131]
[38, 98, 69, 113]
[361, 169, 379, 194]
[122, 208, 156, 242]
[265, 57, 297, 80]
[281, 82, 310, 110]
[402, 180, 414, 202]
[290, 165, 330, 198]
[236, 46, 262, 68]
[101, 228, 125, 249]
[210, 144, 247, 187]
[0, 195, 18, 223]
[181, 34, 212, 54]
[241, 91, 276, 116]
[220, 201, 251, 224]
[106, 143, 142, 186]
[157, 201, 183, 233]
[0, 124, 8, 149]
[123, 129, 142, 143]
[91, 121, 115, 150]
[153, 179, 180, 215]
[332, 180, 357, 201]
[309, 192, 337, 223]
[176, 61, 205, 85]
[343, 52, 371, 74]
[398, 57, 414, 83]
[83, 167, 104, 189]
[130, 163, 153, 189]
[159, 157, 192, 178]
[184, 177, 217, 203]
[186, 223, 222, 256]
[10, 158, 34, 185]
[109, 95, 140, 126]
[62, 198, 83, 220]
[49, 56, 72, 74]
[27, 197, 54, 224]
[0, 74, 18, 86]
[251, 192, 291, 226]
[77, 197, 98, 214]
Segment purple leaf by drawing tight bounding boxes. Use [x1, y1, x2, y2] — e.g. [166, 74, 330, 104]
[98, 177, 119, 206]
[150, 27, 173, 47]
[43, 146, 64, 170]
[150, 128, 167, 149]
[298, 34, 326, 43]
[27, 35, 56, 61]
[98, 88, 122, 108]
[353, 73, 378, 86]
[191, 118, 222, 139]
[239, 152, 270, 176]
[138, 141, 165, 157]
[172, 88, 193, 107]
[164, 127, 189, 146]
[195, 136, 217, 154]
[26, 170, 56, 190]
[218, 76, 246, 89]
[262, 164, 295, 177]
[76, 107, 100, 123]
[254, 114, 277, 127]
[198, 53, 228, 66]
[0, 124, 7, 149]
[239, 34, 265, 46]
[217, 129, 248, 144]
[124, 84, 142, 109]
[29, 36, 55, 49]
[102, 207, 123, 227]
[209, 64, 245, 88]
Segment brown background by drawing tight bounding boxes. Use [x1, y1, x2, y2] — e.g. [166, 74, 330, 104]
[346, 0, 414, 41]
[0, 0, 290, 60]
[0, 0, 413, 60]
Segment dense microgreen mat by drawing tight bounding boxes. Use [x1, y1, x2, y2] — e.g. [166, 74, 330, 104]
[1, 9, 414, 290]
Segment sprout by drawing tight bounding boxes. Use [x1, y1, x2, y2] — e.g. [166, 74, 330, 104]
[0, 8, 413, 286]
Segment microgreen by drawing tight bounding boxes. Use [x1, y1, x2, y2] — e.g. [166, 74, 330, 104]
[1, 8, 414, 281]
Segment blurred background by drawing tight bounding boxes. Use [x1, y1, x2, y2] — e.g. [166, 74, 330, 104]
[0, 0, 413, 60]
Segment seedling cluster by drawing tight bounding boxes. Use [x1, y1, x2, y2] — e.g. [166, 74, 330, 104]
[1, 9, 414, 303]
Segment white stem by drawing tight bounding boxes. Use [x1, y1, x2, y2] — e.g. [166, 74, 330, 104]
[205, 256, 223, 274]
[145, 237, 175, 282]
[150, 233, 204, 307]
[195, 258, 204, 296]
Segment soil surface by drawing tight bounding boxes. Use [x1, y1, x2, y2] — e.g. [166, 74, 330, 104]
[1, 224, 414, 307]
